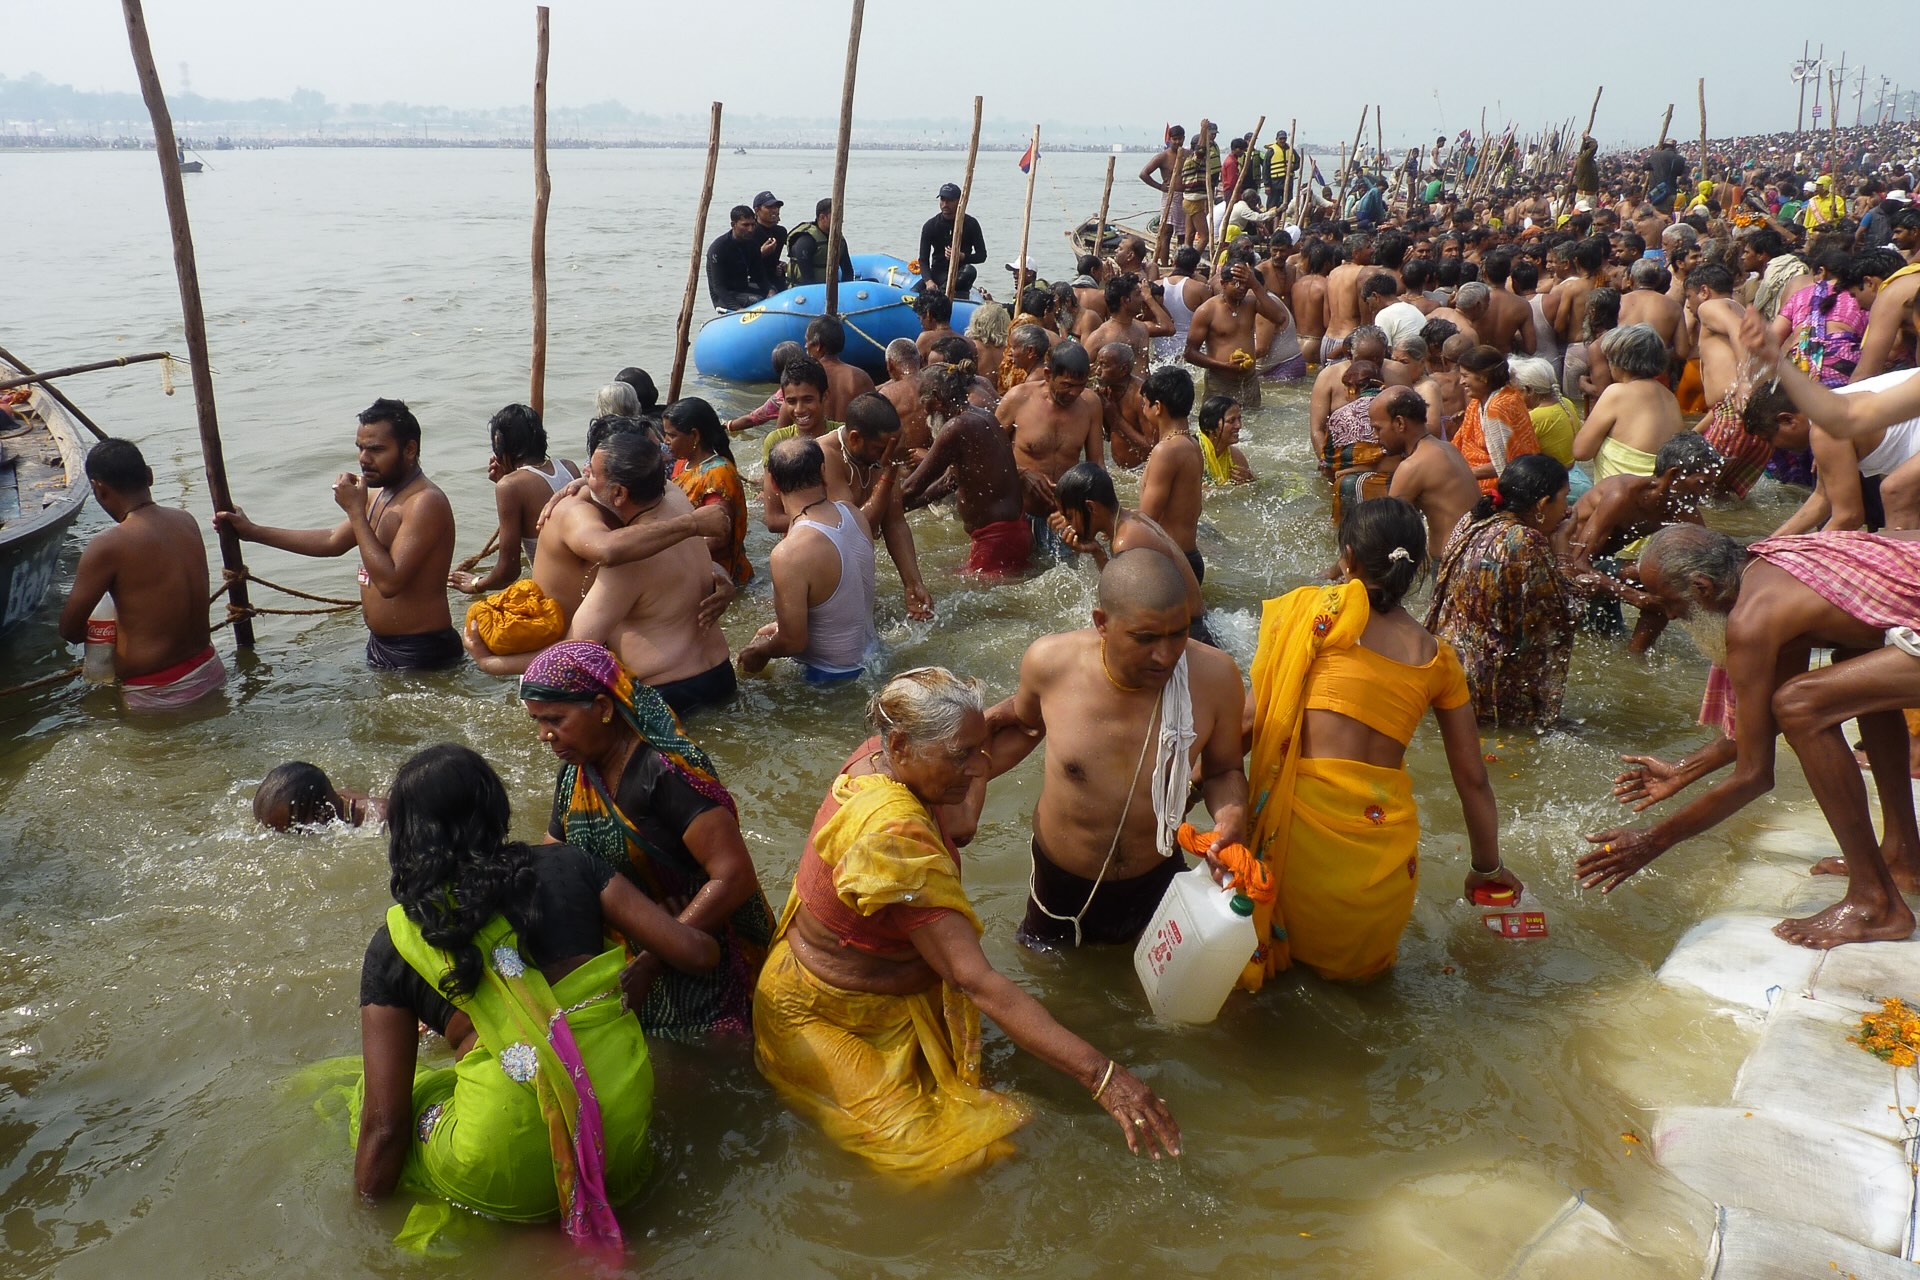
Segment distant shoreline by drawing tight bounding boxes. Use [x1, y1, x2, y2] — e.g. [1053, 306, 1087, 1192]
[0, 137, 1134, 155]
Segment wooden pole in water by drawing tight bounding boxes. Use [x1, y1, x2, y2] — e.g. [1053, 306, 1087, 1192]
[1338, 105, 1367, 212]
[118, 0, 254, 648]
[1014, 124, 1041, 301]
[667, 102, 722, 401]
[1284, 116, 1296, 215]
[824, 0, 865, 318]
[530, 6, 550, 416]
[1092, 153, 1115, 262]
[946, 94, 981, 298]
[1697, 77, 1709, 184]
[1656, 103, 1673, 147]
[1154, 142, 1184, 266]
[1373, 105, 1385, 179]
[0, 352, 174, 394]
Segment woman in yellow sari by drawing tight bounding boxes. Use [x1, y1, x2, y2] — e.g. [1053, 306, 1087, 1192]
[754, 667, 1181, 1178]
[1242, 498, 1519, 984]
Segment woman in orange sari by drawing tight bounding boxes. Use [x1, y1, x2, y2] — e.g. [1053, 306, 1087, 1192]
[753, 667, 1180, 1177]
[1451, 345, 1540, 495]
[663, 397, 752, 585]
[1241, 498, 1519, 984]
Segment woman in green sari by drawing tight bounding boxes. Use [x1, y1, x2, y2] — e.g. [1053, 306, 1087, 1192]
[354, 744, 719, 1244]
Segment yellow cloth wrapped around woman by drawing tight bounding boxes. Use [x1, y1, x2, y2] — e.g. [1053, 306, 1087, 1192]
[464, 578, 566, 655]
[752, 773, 1029, 1180]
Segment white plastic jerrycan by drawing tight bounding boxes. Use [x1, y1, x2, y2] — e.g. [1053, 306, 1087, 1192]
[1134, 863, 1257, 1024]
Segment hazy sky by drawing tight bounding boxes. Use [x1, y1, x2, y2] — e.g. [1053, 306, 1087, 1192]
[22, 0, 1900, 143]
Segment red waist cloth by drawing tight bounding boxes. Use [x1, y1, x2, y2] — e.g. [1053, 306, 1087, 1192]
[962, 518, 1033, 578]
[125, 645, 216, 687]
[793, 741, 956, 954]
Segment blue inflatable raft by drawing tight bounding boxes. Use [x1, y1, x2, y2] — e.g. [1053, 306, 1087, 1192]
[692, 253, 979, 382]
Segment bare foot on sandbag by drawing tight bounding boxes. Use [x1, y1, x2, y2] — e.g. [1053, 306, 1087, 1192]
[1774, 897, 1917, 949]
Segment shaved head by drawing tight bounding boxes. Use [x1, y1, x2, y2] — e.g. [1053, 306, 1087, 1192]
[1097, 547, 1188, 617]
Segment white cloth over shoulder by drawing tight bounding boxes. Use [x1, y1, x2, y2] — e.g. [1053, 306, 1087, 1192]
[1150, 651, 1196, 858]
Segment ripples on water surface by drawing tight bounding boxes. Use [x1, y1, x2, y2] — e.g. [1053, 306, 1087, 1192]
[1, 149, 1818, 1277]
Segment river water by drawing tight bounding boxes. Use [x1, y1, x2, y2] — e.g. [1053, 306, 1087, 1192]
[2, 147, 1817, 1278]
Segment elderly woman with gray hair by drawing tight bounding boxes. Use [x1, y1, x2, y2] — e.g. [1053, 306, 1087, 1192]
[1574, 323, 1687, 483]
[1509, 356, 1592, 499]
[753, 666, 1180, 1178]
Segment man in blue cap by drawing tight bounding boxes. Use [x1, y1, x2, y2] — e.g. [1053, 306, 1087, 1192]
[918, 181, 987, 297]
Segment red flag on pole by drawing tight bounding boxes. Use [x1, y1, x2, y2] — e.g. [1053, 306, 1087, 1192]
[1018, 139, 1036, 173]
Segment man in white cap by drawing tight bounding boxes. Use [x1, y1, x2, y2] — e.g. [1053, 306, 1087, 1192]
[918, 182, 986, 295]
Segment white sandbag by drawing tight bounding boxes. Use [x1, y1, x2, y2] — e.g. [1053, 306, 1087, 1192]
[1812, 937, 1920, 1016]
[1734, 997, 1919, 1143]
[1709, 1205, 1917, 1278]
[1653, 1105, 1915, 1254]
[1656, 915, 1822, 1013]
[1501, 1193, 1689, 1280]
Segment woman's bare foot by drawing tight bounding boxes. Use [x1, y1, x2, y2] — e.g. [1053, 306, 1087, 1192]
[1774, 896, 1917, 949]
[1811, 856, 1847, 877]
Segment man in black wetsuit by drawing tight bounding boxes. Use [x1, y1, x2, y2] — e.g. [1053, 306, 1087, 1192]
[918, 182, 986, 297]
[748, 191, 788, 289]
[707, 205, 773, 311]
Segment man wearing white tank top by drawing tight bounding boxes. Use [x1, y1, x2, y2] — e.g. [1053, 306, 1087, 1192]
[739, 436, 877, 684]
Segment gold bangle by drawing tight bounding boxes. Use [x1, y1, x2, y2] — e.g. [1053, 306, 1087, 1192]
[1091, 1060, 1116, 1101]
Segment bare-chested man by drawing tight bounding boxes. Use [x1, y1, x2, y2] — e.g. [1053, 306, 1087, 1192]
[1139, 124, 1193, 264]
[61, 437, 225, 710]
[901, 362, 1032, 578]
[1291, 240, 1335, 366]
[1478, 252, 1541, 356]
[449, 403, 579, 596]
[1185, 258, 1284, 409]
[986, 550, 1248, 949]
[879, 338, 933, 456]
[1427, 280, 1487, 346]
[909, 290, 957, 366]
[819, 392, 933, 619]
[1374, 388, 1480, 559]
[996, 340, 1104, 522]
[1091, 342, 1155, 469]
[1052, 461, 1207, 640]
[804, 315, 876, 422]
[1085, 273, 1170, 375]
[1550, 237, 1610, 351]
[1323, 234, 1376, 355]
[217, 398, 459, 671]
[1136, 367, 1207, 586]
[1619, 257, 1689, 362]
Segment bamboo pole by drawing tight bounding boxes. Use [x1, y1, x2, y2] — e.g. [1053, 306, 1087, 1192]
[1583, 85, 1604, 139]
[1338, 106, 1367, 213]
[1656, 103, 1673, 147]
[946, 94, 981, 297]
[1092, 153, 1115, 262]
[0, 352, 173, 393]
[667, 102, 722, 401]
[530, 6, 550, 416]
[1373, 105, 1385, 178]
[1155, 142, 1184, 266]
[118, 0, 254, 648]
[0, 346, 111, 442]
[1697, 77, 1708, 185]
[1283, 116, 1296, 213]
[1199, 119, 1218, 247]
[824, 0, 865, 318]
[1014, 124, 1041, 301]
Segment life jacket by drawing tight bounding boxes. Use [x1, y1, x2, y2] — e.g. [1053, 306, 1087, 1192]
[1180, 143, 1221, 189]
[787, 222, 830, 287]
[1269, 144, 1294, 181]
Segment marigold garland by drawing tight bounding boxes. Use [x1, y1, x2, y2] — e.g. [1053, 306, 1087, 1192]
[1849, 997, 1920, 1068]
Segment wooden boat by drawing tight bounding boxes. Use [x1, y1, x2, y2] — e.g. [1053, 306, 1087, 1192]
[0, 376, 90, 636]
[180, 159, 203, 174]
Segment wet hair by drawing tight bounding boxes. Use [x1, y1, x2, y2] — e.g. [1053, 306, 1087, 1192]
[885, 337, 920, 371]
[1435, 258, 1462, 289]
[1741, 382, 1798, 439]
[1009, 324, 1052, 357]
[805, 315, 847, 356]
[1380, 386, 1426, 423]
[766, 436, 826, 493]
[1395, 335, 1429, 362]
[615, 367, 659, 412]
[598, 424, 667, 503]
[358, 398, 421, 451]
[844, 391, 901, 439]
[1056, 460, 1117, 517]
[1305, 241, 1337, 274]
[1402, 258, 1433, 291]
[1582, 287, 1621, 340]
[1140, 366, 1196, 419]
[1457, 345, 1511, 389]
[1046, 340, 1090, 379]
[488, 403, 547, 465]
[1600, 323, 1669, 380]
[867, 666, 987, 748]
[780, 353, 830, 395]
[1338, 497, 1427, 611]
[1021, 285, 1055, 318]
[1076, 253, 1103, 277]
[1641, 524, 1744, 604]
[1420, 317, 1459, 351]
[768, 342, 805, 381]
[1172, 246, 1202, 275]
[1197, 395, 1238, 438]
[585, 413, 651, 458]
[1348, 324, 1388, 360]
[929, 334, 977, 365]
[1654, 431, 1718, 477]
[1472, 452, 1567, 522]
[1628, 257, 1662, 288]
[254, 760, 337, 829]
[914, 290, 954, 324]
[1373, 231, 1410, 271]
[1508, 355, 1559, 398]
[1571, 237, 1608, 275]
[596, 382, 641, 417]
[661, 396, 734, 465]
[1453, 281, 1491, 311]
[385, 743, 541, 1001]
[1845, 248, 1908, 289]
[966, 302, 1010, 346]
[1481, 249, 1513, 286]
[917, 362, 975, 415]
[84, 437, 150, 492]
[1689, 262, 1734, 295]
[1508, 256, 1541, 292]
[1103, 272, 1140, 314]
[1361, 271, 1400, 303]
[1745, 227, 1786, 259]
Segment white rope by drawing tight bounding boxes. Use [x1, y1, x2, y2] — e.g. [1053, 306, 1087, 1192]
[1025, 698, 1160, 948]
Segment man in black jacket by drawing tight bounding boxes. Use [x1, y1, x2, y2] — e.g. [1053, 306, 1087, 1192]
[918, 182, 986, 296]
[707, 205, 773, 311]
[787, 197, 854, 287]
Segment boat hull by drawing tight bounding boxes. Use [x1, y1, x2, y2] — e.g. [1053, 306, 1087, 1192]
[692, 254, 978, 382]
[0, 384, 90, 636]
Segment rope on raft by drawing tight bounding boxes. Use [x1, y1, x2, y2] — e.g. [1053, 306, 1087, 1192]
[0, 664, 83, 698]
